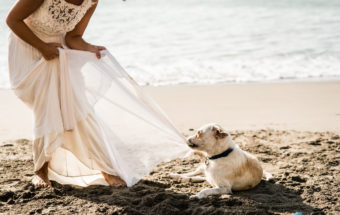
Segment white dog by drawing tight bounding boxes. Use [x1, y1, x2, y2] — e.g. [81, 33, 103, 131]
[170, 123, 271, 199]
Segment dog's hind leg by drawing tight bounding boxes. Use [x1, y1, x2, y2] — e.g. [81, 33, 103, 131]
[262, 170, 273, 180]
[190, 186, 232, 199]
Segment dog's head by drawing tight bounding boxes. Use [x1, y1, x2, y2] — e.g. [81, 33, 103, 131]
[187, 123, 232, 155]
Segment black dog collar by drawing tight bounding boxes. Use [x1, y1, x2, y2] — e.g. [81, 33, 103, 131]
[205, 148, 233, 165]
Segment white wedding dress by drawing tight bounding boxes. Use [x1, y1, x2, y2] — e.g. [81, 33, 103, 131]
[8, 0, 189, 187]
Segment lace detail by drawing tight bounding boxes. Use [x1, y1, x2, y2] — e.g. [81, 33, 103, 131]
[25, 0, 95, 36]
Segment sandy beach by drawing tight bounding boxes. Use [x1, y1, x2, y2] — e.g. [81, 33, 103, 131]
[1, 81, 340, 214]
[1, 81, 340, 140]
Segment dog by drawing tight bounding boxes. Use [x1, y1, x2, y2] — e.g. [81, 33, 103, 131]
[170, 123, 272, 199]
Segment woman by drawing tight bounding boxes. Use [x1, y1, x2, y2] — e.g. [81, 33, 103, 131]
[6, 0, 189, 188]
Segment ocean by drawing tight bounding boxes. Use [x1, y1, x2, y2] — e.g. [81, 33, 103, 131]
[1, 0, 340, 88]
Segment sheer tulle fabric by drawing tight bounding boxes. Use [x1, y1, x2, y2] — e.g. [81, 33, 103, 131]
[8, 32, 190, 187]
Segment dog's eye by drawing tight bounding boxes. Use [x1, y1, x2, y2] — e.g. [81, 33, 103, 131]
[196, 131, 202, 137]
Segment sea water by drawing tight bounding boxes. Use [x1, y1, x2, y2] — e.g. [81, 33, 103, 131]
[0, 0, 340, 88]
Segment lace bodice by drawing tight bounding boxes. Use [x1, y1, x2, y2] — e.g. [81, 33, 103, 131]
[25, 0, 95, 36]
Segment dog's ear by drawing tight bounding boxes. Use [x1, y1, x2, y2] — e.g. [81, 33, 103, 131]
[212, 125, 228, 139]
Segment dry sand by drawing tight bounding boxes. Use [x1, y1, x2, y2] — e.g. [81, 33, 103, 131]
[143, 81, 340, 133]
[0, 81, 340, 214]
[1, 130, 339, 214]
[1, 81, 340, 139]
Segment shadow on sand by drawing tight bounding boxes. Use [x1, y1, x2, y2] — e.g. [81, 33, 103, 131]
[46, 178, 321, 215]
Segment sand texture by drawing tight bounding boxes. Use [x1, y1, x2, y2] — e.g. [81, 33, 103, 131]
[1, 129, 339, 214]
[1, 81, 340, 140]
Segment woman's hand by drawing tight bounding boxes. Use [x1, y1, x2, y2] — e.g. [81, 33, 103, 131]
[64, 34, 106, 59]
[39, 43, 63, 61]
[85, 44, 106, 59]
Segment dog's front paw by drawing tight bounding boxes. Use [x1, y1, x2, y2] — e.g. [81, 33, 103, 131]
[189, 194, 199, 199]
[190, 193, 205, 199]
[169, 173, 191, 182]
[169, 173, 187, 181]
[169, 173, 179, 178]
[169, 173, 181, 180]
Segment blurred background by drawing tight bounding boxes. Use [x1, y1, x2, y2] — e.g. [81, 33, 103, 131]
[1, 0, 340, 88]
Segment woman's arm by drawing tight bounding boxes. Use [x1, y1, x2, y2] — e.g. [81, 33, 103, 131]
[6, 0, 62, 60]
[65, 0, 105, 59]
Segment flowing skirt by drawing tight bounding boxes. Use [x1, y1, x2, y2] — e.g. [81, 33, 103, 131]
[8, 31, 190, 187]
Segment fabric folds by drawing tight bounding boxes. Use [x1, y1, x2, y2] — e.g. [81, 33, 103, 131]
[8, 32, 190, 187]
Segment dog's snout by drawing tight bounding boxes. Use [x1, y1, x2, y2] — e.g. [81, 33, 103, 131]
[187, 137, 198, 148]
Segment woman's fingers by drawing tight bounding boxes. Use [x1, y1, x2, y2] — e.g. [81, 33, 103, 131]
[44, 53, 58, 61]
[51, 43, 63, 48]
[48, 53, 58, 60]
[96, 46, 106, 59]
[95, 46, 106, 59]
[97, 46, 106, 50]
[45, 55, 57, 61]
[95, 47, 101, 59]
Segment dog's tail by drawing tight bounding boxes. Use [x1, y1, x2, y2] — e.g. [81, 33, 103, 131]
[262, 170, 273, 180]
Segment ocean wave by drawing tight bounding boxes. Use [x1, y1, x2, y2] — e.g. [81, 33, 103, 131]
[1, 0, 340, 88]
